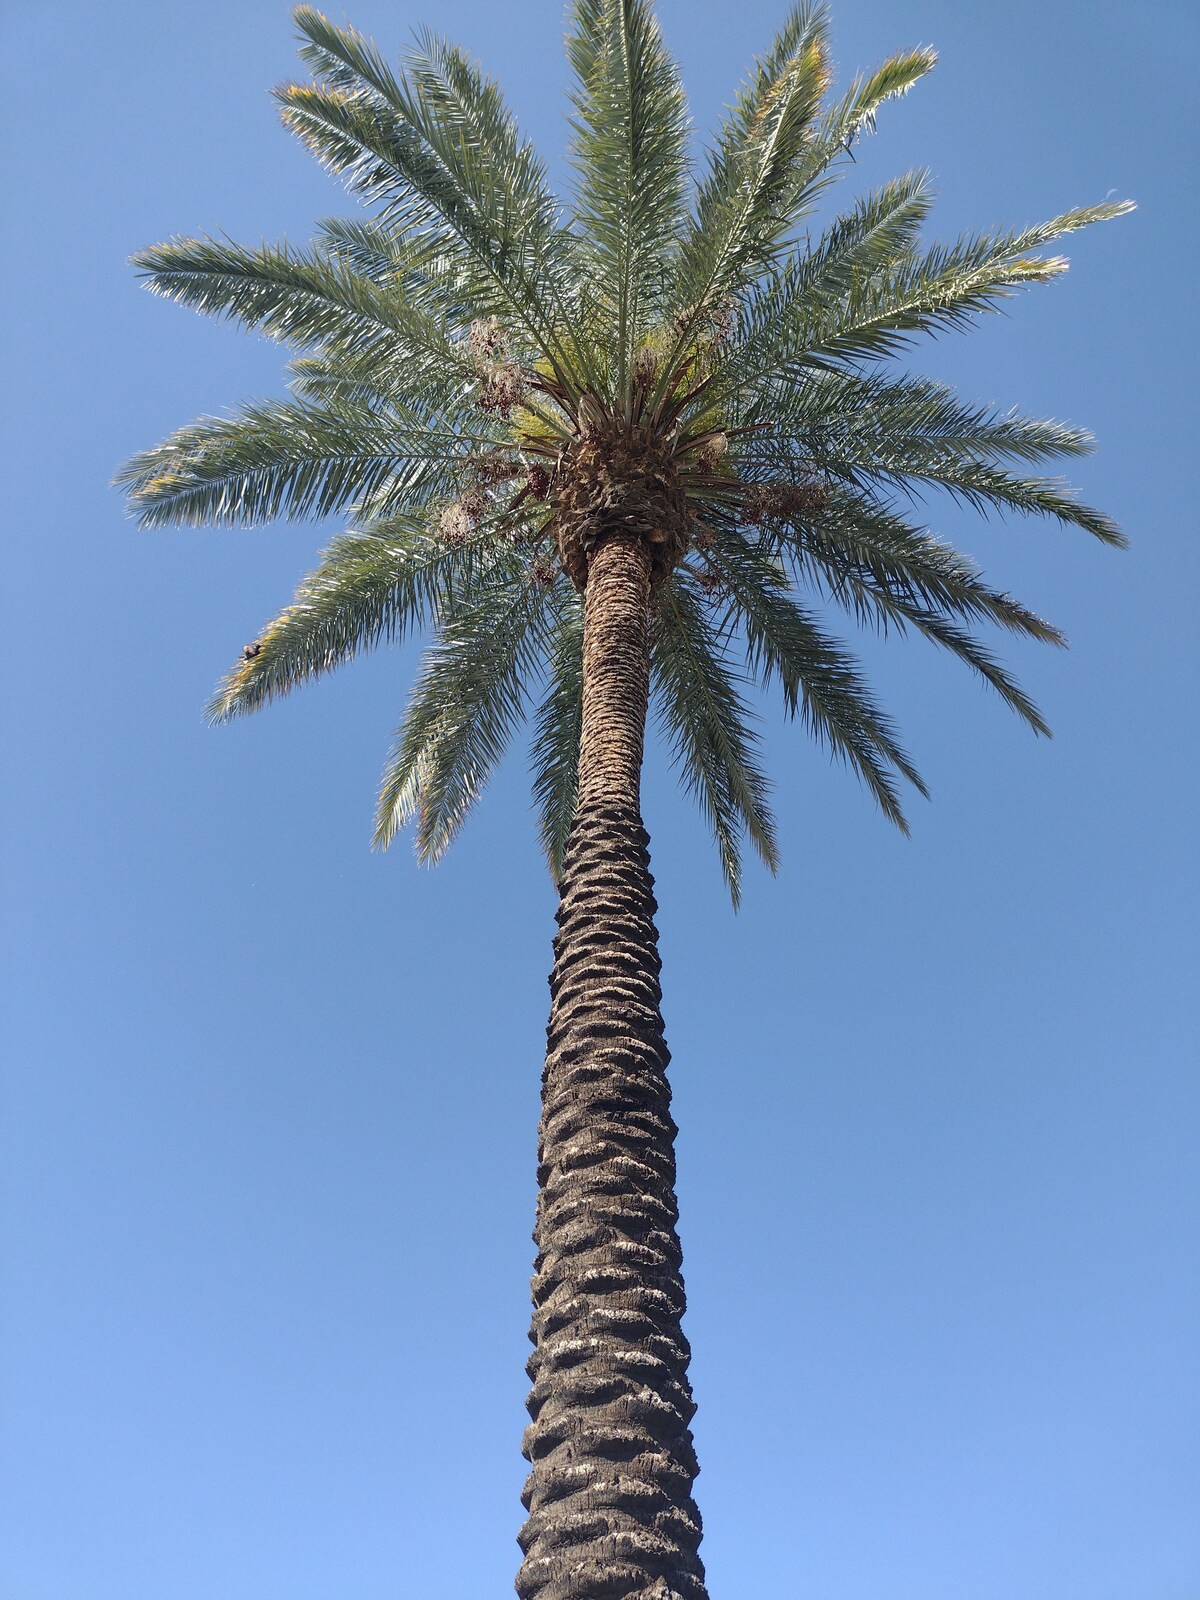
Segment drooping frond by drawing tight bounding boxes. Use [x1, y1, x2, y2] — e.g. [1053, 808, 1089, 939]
[702, 532, 927, 830]
[875, 602, 1052, 733]
[207, 516, 484, 720]
[724, 494, 1058, 732]
[117, 395, 491, 527]
[566, 0, 690, 395]
[530, 593, 586, 879]
[885, 459, 1125, 546]
[653, 577, 780, 905]
[373, 555, 554, 859]
[787, 488, 1067, 645]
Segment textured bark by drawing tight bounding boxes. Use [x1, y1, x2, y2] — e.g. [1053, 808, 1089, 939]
[517, 533, 709, 1600]
[552, 426, 692, 592]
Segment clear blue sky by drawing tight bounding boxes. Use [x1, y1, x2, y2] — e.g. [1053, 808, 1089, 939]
[2, 2, 1196, 1596]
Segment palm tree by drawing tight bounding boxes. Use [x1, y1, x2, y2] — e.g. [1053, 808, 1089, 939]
[118, 3, 1128, 1594]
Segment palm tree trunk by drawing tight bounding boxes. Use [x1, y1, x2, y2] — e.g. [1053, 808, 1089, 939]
[517, 532, 708, 1600]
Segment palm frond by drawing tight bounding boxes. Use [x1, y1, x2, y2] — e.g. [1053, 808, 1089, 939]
[785, 44, 938, 207]
[761, 369, 1093, 462]
[784, 489, 1067, 645]
[876, 602, 1051, 733]
[653, 577, 780, 906]
[852, 454, 1124, 545]
[718, 169, 933, 405]
[282, 8, 587, 385]
[131, 234, 462, 377]
[745, 378, 1097, 503]
[315, 215, 449, 295]
[207, 517, 485, 720]
[741, 200, 1135, 379]
[373, 556, 553, 859]
[530, 592, 585, 878]
[743, 373, 1122, 543]
[719, 496, 1056, 731]
[702, 533, 927, 830]
[670, 2, 830, 338]
[286, 350, 402, 409]
[566, 0, 689, 397]
[117, 395, 491, 527]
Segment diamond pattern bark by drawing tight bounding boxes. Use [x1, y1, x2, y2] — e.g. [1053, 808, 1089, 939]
[516, 533, 709, 1600]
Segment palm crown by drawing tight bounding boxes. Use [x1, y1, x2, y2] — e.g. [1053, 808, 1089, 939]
[118, 1, 1129, 903]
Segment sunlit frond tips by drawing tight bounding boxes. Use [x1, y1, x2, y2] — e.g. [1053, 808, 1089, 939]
[119, 1, 1130, 899]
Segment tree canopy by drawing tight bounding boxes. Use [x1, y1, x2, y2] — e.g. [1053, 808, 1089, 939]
[118, 1, 1130, 903]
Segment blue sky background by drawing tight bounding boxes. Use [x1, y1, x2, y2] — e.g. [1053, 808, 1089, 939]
[2, 1, 1196, 1596]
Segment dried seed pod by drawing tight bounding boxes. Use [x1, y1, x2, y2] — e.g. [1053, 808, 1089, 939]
[474, 451, 520, 486]
[476, 363, 527, 418]
[467, 316, 504, 371]
[633, 347, 659, 389]
[792, 478, 829, 515]
[438, 502, 473, 545]
[709, 297, 737, 347]
[742, 477, 828, 526]
[695, 432, 728, 472]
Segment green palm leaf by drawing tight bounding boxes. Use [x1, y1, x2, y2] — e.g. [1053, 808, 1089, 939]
[131, 234, 461, 379]
[670, 3, 830, 340]
[120, 2, 1129, 890]
[208, 517, 486, 721]
[703, 532, 927, 829]
[653, 577, 780, 905]
[790, 43, 939, 206]
[724, 500, 1056, 731]
[788, 489, 1066, 644]
[282, 9, 588, 385]
[738, 200, 1134, 384]
[718, 170, 934, 403]
[117, 395, 492, 528]
[673, 10, 936, 316]
[530, 594, 586, 879]
[760, 369, 1093, 463]
[566, 0, 689, 397]
[373, 555, 554, 859]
